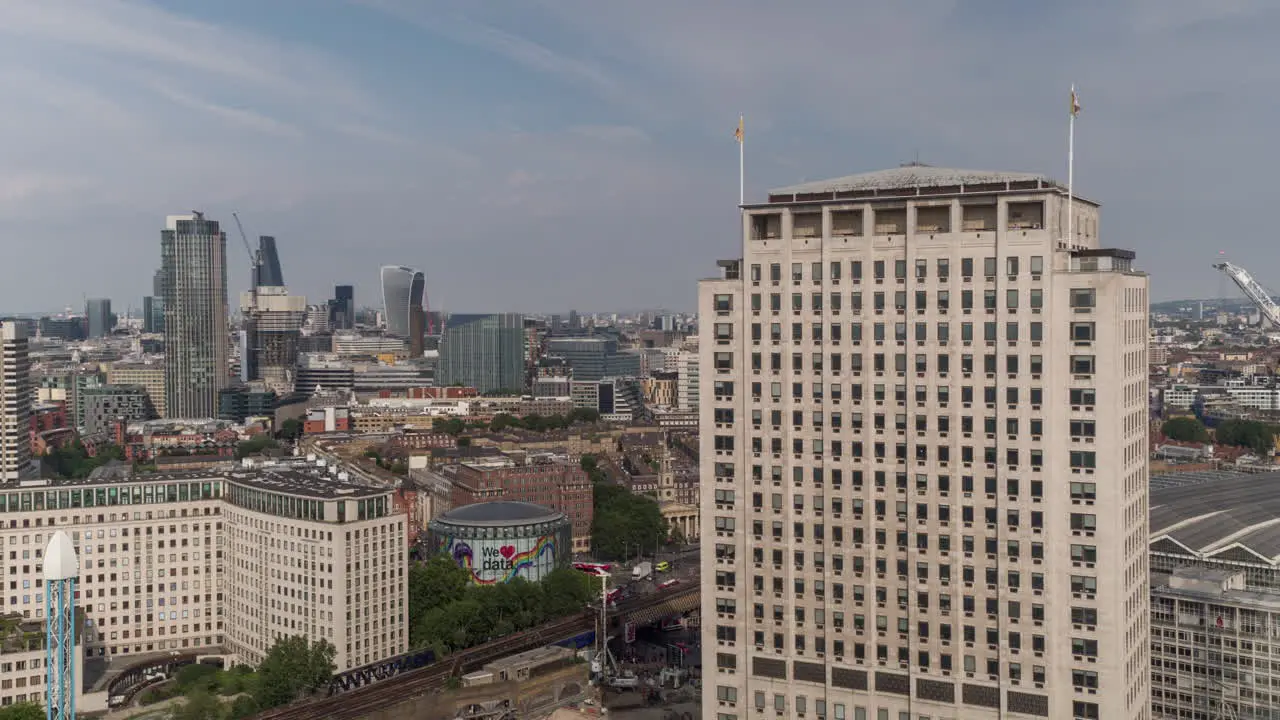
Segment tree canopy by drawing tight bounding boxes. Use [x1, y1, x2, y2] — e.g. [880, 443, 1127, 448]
[252, 636, 336, 708]
[234, 435, 278, 460]
[489, 410, 600, 432]
[579, 454, 607, 483]
[276, 418, 304, 442]
[0, 704, 42, 720]
[1215, 419, 1279, 455]
[1161, 416, 1210, 443]
[591, 482, 667, 560]
[168, 688, 224, 720]
[43, 441, 124, 479]
[408, 555, 594, 655]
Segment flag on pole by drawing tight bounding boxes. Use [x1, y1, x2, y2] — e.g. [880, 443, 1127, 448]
[1070, 87, 1081, 117]
[734, 115, 744, 144]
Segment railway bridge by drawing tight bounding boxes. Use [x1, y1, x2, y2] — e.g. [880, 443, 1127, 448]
[250, 584, 700, 720]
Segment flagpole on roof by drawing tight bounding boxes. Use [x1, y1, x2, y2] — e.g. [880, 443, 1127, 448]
[735, 115, 745, 206]
[1068, 85, 1080, 245]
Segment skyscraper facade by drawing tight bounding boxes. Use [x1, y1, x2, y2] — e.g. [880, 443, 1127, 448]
[240, 286, 306, 395]
[330, 284, 355, 330]
[239, 234, 305, 394]
[0, 321, 35, 482]
[144, 269, 166, 334]
[85, 298, 113, 338]
[253, 236, 285, 288]
[161, 212, 229, 418]
[379, 265, 424, 338]
[698, 166, 1149, 720]
[437, 313, 526, 393]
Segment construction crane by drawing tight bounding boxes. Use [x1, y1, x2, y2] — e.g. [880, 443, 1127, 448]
[230, 211, 254, 260]
[1212, 260, 1280, 327]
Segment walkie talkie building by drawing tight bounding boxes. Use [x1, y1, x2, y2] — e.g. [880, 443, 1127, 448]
[379, 265, 425, 338]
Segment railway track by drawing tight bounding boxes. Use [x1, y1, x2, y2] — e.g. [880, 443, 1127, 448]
[251, 586, 698, 720]
[252, 616, 589, 720]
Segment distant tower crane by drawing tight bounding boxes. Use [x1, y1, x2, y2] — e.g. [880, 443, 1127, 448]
[1212, 260, 1280, 327]
[231, 211, 262, 292]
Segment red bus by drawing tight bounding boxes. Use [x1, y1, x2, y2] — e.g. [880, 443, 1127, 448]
[573, 562, 612, 577]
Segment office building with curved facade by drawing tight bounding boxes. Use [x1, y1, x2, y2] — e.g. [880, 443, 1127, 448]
[0, 458, 406, 674]
[380, 266, 425, 339]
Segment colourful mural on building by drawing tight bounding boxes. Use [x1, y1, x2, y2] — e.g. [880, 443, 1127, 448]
[436, 534, 558, 584]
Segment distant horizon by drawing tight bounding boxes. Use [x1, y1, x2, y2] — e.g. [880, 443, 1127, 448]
[0, 304, 697, 321]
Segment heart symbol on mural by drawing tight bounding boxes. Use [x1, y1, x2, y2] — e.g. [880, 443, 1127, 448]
[499, 545, 516, 560]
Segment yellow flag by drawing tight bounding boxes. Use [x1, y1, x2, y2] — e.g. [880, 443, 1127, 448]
[734, 115, 744, 144]
[1071, 88, 1081, 117]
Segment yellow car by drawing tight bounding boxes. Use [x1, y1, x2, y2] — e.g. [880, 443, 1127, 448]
[655, 561, 671, 573]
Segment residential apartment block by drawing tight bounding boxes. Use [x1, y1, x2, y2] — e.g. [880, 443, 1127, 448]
[1, 321, 35, 482]
[698, 165, 1149, 720]
[0, 459, 406, 674]
[105, 362, 166, 419]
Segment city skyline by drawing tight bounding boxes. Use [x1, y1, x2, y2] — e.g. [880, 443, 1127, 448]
[0, 1, 1277, 313]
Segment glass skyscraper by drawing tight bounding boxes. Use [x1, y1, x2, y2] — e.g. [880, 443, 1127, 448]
[437, 313, 526, 393]
[161, 212, 229, 418]
[379, 265, 425, 338]
[85, 298, 112, 338]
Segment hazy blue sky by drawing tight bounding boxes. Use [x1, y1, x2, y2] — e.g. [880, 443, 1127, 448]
[0, 0, 1276, 314]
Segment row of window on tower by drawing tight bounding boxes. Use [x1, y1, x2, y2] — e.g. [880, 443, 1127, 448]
[748, 257, 1047, 286]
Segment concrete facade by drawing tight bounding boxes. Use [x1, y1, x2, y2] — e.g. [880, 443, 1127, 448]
[0, 321, 35, 482]
[0, 459, 406, 674]
[80, 385, 155, 436]
[105, 362, 166, 419]
[698, 166, 1150, 720]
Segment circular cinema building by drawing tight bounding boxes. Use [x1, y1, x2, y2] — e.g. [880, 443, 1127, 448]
[428, 501, 571, 585]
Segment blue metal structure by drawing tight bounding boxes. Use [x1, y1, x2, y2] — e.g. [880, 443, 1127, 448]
[44, 530, 78, 720]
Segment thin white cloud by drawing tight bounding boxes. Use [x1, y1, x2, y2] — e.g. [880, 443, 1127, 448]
[0, 0, 375, 113]
[0, 174, 95, 207]
[147, 83, 302, 138]
[355, 0, 641, 112]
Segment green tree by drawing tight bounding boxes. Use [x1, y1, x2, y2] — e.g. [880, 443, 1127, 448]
[226, 694, 260, 720]
[0, 703, 44, 720]
[591, 483, 667, 560]
[175, 662, 220, 692]
[43, 441, 126, 479]
[580, 454, 606, 484]
[408, 556, 471, 648]
[277, 418, 304, 442]
[407, 553, 597, 654]
[1161, 416, 1210, 443]
[433, 417, 466, 435]
[253, 636, 336, 709]
[168, 688, 225, 720]
[234, 435, 277, 460]
[1215, 419, 1278, 455]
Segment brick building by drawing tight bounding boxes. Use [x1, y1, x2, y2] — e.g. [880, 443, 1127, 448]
[435, 454, 593, 552]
